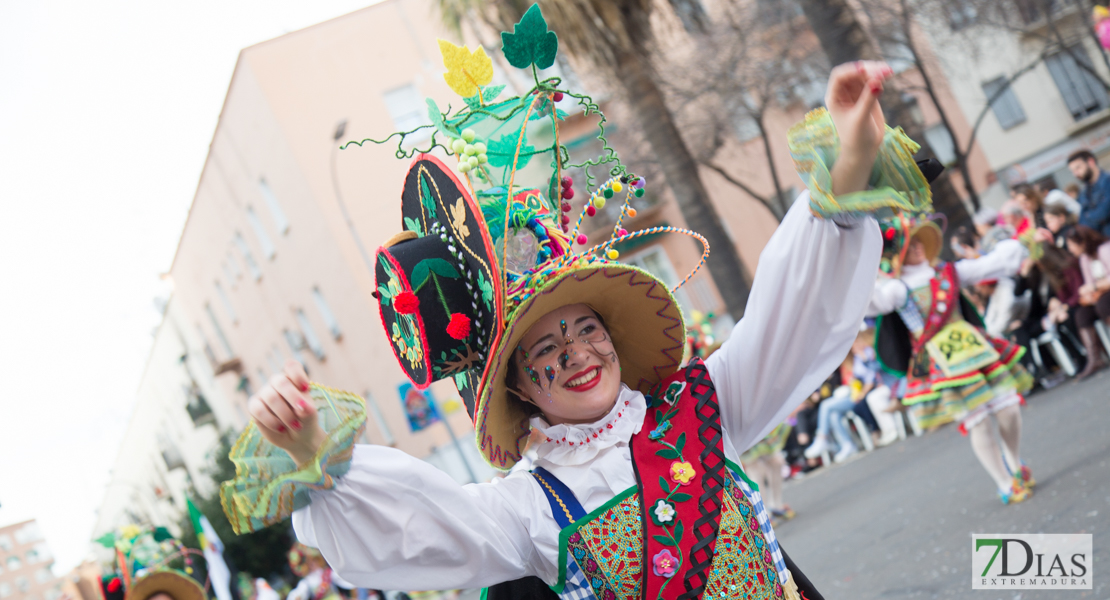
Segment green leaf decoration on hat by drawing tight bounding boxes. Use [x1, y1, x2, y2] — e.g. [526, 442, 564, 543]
[487, 131, 535, 169]
[464, 84, 506, 111]
[419, 173, 437, 216]
[412, 258, 460, 290]
[501, 4, 559, 70]
[426, 98, 454, 141]
[95, 532, 116, 548]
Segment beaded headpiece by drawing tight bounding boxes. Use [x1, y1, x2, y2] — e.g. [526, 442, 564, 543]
[356, 5, 707, 467]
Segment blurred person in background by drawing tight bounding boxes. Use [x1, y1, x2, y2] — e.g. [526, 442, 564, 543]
[1044, 188, 1082, 218]
[1043, 202, 1078, 248]
[1067, 149, 1110, 237]
[740, 423, 795, 524]
[1010, 243, 1084, 387]
[973, 206, 1000, 238]
[1013, 183, 1046, 229]
[1065, 182, 1081, 200]
[1066, 225, 1110, 378]
[1002, 202, 1032, 237]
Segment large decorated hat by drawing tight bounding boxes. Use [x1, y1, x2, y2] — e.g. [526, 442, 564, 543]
[94, 525, 207, 600]
[355, 4, 706, 468]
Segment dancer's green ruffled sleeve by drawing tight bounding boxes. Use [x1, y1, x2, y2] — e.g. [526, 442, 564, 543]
[220, 384, 366, 534]
[788, 108, 933, 219]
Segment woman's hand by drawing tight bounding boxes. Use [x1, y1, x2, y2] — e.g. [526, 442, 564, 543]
[248, 360, 327, 469]
[826, 61, 894, 195]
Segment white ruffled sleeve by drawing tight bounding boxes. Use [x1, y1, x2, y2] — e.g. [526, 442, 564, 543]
[705, 194, 882, 456]
[292, 445, 556, 590]
[955, 239, 1026, 285]
[867, 277, 908, 317]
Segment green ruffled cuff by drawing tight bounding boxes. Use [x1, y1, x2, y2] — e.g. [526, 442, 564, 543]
[220, 384, 366, 535]
[788, 108, 934, 219]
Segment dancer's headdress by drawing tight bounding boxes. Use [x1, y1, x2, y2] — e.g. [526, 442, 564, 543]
[362, 5, 707, 468]
[95, 525, 206, 600]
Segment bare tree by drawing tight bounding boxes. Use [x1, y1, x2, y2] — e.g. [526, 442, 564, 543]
[661, 2, 827, 221]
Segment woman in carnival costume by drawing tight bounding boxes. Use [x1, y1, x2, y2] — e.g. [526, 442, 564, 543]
[97, 525, 207, 600]
[221, 8, 933, 599]
[869, 214, 1036, 504]
[286, 542, 356, 600]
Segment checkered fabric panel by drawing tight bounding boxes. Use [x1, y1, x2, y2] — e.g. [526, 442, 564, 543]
[896, 285, 925, 331]
[730, 468, 789, 585]
[558, 553, 596, 600]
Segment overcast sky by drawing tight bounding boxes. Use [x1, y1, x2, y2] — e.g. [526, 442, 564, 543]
[0, 0, 384, 574]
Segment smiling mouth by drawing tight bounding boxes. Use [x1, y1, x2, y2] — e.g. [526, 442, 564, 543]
[565, 366, 602, 391]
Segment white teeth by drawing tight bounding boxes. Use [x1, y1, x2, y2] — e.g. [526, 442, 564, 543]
[566, 368, 599, 388]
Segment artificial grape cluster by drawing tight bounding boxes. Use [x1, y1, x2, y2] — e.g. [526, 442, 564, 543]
[452, 128, 488, 174]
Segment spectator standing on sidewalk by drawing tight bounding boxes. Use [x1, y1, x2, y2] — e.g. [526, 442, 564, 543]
[1067, 150, 1110, 237]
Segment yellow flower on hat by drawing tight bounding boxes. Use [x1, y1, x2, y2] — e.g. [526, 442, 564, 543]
[438, 40, 493, 99]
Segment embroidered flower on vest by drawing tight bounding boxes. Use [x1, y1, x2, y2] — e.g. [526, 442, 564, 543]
[652, 549, 678, 578]
[648, 421, 672, 440]
[651, 499, 676, 526]
[670, 460, 696, 486]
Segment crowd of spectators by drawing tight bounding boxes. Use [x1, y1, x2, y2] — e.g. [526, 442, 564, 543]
[774, 149, 1110, 479]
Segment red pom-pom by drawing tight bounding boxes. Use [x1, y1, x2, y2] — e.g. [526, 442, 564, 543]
[107, 579, 122, 593]
[562, 187, 575, 200]
[884, 228, 896, 241]
[553, 91, 565, 102]
[446, 313, 471, 340]
[586, 205, 596, 217]
[561, 202, 572, 212]
[618, 228, 628, 236]
[576, 234, 588, 245]
[561, 175, 572, 188]
[561, 214, 570, 225]
[394, 291, 419, 314]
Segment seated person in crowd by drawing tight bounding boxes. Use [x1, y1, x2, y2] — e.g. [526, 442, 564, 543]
[1066, 225, 1110, 378]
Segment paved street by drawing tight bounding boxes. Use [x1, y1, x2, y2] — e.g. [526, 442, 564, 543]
[775, 370, 1110, 599]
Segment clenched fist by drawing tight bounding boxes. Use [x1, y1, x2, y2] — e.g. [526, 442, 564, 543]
[248, 360, 327, 468]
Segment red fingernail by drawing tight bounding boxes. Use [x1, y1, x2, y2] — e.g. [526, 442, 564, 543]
[870, 83, 882, 94]
[300, 383, 310, 392]
[291, 420, 302, 430]
[278, 425, 287, 433]
[299, 399, 310, 411]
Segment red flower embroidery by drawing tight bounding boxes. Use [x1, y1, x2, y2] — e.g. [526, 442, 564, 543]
[446, 313, 471, 340]
[394, 291, 419, 314]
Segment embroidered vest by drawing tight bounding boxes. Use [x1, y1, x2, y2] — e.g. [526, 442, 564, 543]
[536, 361, 786, 600]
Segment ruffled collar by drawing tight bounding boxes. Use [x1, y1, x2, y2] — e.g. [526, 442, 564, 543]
[529, 385, 647, 466]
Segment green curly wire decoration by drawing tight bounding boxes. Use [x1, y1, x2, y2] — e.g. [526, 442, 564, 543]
[340, 126, 450, 159]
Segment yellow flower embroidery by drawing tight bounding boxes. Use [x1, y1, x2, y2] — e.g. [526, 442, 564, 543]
[437, 40, 493, 99]
[451, 197, 470, 238]
[670, 461, 696, 486]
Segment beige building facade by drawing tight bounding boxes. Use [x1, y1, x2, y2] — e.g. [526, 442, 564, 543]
[0, 521, 61, 600]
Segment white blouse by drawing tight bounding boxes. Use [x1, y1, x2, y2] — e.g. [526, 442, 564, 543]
[867, 238, 1027, 317]
[292, 196, 882, 591]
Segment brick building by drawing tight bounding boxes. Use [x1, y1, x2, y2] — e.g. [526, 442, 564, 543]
[0, 521, 61, 600]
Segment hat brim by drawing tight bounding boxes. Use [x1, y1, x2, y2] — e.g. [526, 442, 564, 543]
[911, 221, 943, 264]
[126, 571, 206, 600]
[474, 264, 685, 469]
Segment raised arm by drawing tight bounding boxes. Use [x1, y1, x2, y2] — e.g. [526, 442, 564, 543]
[954, 239, 1026, 285]
[292, 447, 550, 590]
[706, 198, 881, 456]
[868, 276, 908, 316]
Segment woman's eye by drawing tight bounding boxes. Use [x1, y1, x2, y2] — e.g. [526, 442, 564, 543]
[580, 324, 596, 336]
[536, 344, 557, 356]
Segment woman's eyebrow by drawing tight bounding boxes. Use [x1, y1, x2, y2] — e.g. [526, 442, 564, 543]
[575, 316, 596, 325]
[528, 333, 557, 351]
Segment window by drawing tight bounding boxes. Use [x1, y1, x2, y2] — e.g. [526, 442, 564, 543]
[312, 287, 342, 339]
[295, 309, 326, 360]
[364, 391, 395, 445]
[283, 329, 307, 365]
[258, 179, 290, 234]
[221, 261, 237, 290]
[0, 583, 10, 598]
[234, 233, 262, 280]
[947, 0, 978, 30]
[981, 76, 1027, 130]
[246, 207, 276, 259]
[184, 382, 214, 426]
[15, 523, 42, 544]
[34, 568, 52, 583]
[25, 549, 38, 564]
[15, 577, 28, 592]
[0, 534, 11, 551]
[7, 557, 22, 571]
[922, 125, 957, 166]
[226, 251, 243, 280]
[214, 282, 237, 324]
[383, 85, 428, 131]
[1046, 47, 1110, 121]
[205, 303, 234, 358]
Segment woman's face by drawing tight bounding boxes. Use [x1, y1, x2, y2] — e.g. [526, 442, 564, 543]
[1016, 193, 1037, 214]
[1066, 238, 1084, 257]
[511, 303, 622, 425]
[904, 239, 928, 266]
[1044, 212, 1066, 233]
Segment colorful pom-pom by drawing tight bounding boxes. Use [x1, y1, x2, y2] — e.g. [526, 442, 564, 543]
[107, 579, 122, 593]
[563, 187, 575, 200]
[633, 177, 646, 189]
[603, 188, 614, 199]
[618, 228, 628, 236]
[561, 214, 570, 224]
[594, 197, 607, 209]
[612, 182, 623, 193]
[884, 228, 896, 241]
[561, 175, 573, 188]
[458, 162, 472, 173]
[462, 129, 476, 143]
[446, 313, 472, 340]
[451, 138, 466, 154]
[474, 142, 487, 153]
[628, 208, 638, 218]
[634, 188, 645, 197]
[606, 249, 620, 259]
[553, 91, 564, 102]
[394, 291, 420, 314]
[561, 201, 572, 212]
[477, 153, 488, 164]
[586, 205, 596, 217]
[576, 234, 588, 245]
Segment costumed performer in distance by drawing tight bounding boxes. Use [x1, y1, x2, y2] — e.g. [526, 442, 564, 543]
[221, 16, 931, 599]
[868, 215, 1035, 504]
